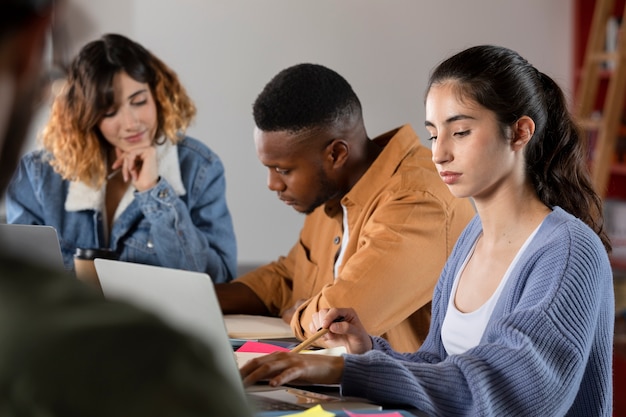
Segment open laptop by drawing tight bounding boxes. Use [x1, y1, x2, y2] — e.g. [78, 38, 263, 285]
[0, 224, 66, 271]
[94, 258, 381, 412]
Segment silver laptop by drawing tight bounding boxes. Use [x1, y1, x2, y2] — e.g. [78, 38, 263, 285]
[0, 224, 66, 271]
[94, 259, 381, 412]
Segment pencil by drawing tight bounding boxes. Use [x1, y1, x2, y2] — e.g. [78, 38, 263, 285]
[107, 168, 121, 180]
[290, 316, 345, 353]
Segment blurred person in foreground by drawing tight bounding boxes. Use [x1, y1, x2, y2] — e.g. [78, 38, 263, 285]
[0, 1, 250, 415]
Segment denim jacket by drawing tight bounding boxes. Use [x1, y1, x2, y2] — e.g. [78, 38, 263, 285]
[5, 136, 237, 283]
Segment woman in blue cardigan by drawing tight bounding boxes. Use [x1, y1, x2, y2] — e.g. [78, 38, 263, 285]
[6, 34, 237, 283]
[240, 45, 614, 416]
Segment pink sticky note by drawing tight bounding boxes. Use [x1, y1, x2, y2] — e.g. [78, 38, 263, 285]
[344, 410, 404, 417]
[235, 340, 290, 353]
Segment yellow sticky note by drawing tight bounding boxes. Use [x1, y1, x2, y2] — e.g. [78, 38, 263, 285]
[279, 404, 335, 417]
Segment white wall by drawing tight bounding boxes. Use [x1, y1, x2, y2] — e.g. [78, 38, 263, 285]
[24, 0, 573, 266]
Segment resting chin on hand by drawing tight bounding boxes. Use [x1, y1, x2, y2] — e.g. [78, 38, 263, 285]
[112, 145, 159, 192]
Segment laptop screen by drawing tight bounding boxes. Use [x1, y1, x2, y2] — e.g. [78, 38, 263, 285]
[0, 224, 65, 271]
[94, 258, 248, 401]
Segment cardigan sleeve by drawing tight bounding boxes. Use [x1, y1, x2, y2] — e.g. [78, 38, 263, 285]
[341, 217, 613, 416]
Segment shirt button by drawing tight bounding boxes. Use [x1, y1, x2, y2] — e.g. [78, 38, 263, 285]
[333, 236, 340, 245]
[147, 240, 154, 249]
[158, 189, 168, 199]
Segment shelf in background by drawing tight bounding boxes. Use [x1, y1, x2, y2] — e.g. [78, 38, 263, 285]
[611, 163, 626, 175]
[612, 255, 626, 271]
[606, 171, 626, 199]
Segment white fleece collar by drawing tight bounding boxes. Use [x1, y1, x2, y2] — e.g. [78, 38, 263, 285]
[64, 140, 186, 215]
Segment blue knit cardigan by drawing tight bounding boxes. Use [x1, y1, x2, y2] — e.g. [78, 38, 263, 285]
[342, 207, 614, 416]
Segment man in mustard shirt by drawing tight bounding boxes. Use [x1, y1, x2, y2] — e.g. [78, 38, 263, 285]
[217, 63, 475, 352]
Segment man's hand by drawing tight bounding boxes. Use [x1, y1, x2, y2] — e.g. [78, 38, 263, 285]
[281, 299, 306, 324]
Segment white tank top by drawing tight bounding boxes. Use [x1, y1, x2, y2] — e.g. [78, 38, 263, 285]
[441, 223, 542, 355]
[334, 204, 350, 277]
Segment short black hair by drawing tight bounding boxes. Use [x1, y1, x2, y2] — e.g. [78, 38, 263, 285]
[0, 0, 53, 38]
[253, 63, 362, 133]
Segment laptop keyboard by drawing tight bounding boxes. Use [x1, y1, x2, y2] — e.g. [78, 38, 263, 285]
[248, 394, 308, 411]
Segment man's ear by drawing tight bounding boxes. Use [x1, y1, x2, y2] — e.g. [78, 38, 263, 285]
[512, 116, 535, 150]
[326, 139, 349, 168]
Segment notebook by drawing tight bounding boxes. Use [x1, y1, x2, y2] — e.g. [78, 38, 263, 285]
[94, 259, 381, 412]
[0, 224, 66, 271]
[224, 314, 295, 339]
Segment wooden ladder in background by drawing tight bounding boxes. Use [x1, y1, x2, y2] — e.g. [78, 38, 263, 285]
[575, 0, 626, 197]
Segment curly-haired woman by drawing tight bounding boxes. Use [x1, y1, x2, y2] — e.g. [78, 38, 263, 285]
[6, 33, 237, 283]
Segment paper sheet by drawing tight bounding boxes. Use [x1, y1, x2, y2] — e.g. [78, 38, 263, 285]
[261, 406, 408, 417]
[224, 314, 295, 339]
[237, 341, 290, 353]
[235, 341, 289, 368]
[344, 410, 405, 417]
[235, 341, 347, 368]
[278, 405, 335, 417]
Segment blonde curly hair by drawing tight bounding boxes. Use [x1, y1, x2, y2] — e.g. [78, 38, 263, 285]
[42, 33, 196, 188]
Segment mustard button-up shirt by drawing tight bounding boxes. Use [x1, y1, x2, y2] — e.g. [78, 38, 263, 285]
[238, 125, 475, 352]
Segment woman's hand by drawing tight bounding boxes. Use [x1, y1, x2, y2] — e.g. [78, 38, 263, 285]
[111, 145, 159, 192]
[310, 308, 373, 354]
[240, 352, 344, 387]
